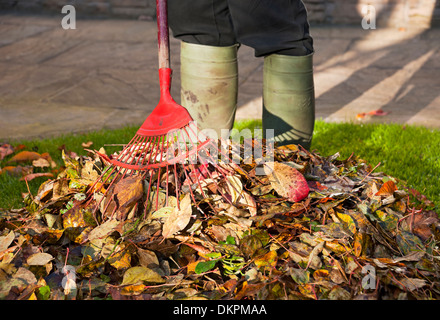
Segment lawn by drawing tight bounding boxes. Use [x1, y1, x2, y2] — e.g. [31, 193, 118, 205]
[1, 120, 439, 211]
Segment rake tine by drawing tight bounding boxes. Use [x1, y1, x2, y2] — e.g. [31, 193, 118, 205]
[172, 145, 180, 209]
[140, 136, 160, 218]
[130, 136, 148, 174]
[174, 131, 201, 207]
[119, 134, 142, 168]
[163, 132, 175, 207]
[154, 135, 168, 211]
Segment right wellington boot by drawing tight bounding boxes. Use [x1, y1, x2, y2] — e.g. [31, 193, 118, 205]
[262, 53, 315, 150]
[180, 42, 238, 140]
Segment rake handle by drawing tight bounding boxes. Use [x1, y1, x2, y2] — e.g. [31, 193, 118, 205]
[156, 0, 170, 69]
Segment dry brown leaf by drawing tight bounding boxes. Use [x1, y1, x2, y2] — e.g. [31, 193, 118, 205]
[226, 175, 243, 203]
[52, 178, 70, 199]
[162, 193, 192, 238]
[0, 144, 14, 160]
[0, 231, 15, 252]
[32, 158, 50, 168]
[103, 176, 144, 220]
[8, 151, 42, 163]
[80, 161, 99, 184]
[82, 141, 93, 148]
[399, 277, 427, 292]
[33, 179, 55, 204]
[27, 252, 54, 266]
[2, 165, 33, 177]
[87, 219, 120, 241]
[238, 191, 258, 216]
[375, 180, 397, 197]
[235, 281, 266, 300]
[40, 152, 57, 168]
[405, 211, 439, 242]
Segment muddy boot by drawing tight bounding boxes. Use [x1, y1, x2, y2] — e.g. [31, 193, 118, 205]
[180, 42, 238, 140]
[263, 53, 315, 150]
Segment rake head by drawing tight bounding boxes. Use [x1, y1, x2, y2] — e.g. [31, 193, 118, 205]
[86, 68, 245, 221]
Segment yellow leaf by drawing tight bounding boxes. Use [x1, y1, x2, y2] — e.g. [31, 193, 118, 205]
[121, 283, 147, 296]
[353, 232, 364, 257]
[313, 269, 329, 281]
[122, 266, 165, 285]
[336, 212, 357, 234]
[108, 245, 132, 270]
[187, 261, 199, 274]
[298, 283, 317, 299]
[325, 241, 350, 254]
[254, 250, 277, 270]
[27, 292, 38, 300]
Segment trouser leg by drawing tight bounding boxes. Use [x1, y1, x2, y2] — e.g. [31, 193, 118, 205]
[169, 0, 315, 146]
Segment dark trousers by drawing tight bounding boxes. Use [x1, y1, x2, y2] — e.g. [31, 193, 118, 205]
[168, 0, 314, 57]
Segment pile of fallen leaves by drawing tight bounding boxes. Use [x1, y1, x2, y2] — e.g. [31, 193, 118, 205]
[1, 140, 439, 300]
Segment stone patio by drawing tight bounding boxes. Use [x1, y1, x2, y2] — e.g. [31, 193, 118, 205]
[0, 13, 439, 141]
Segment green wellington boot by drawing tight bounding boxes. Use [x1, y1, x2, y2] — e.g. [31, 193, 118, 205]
[180, 42, 238, 140]
[263, 53, 315, 150]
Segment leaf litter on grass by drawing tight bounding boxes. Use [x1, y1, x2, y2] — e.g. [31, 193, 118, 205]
[0, 140, 439, 300]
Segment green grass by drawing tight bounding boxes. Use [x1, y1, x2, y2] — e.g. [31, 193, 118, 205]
[1, 120, 439, 211]
[312, 121, 440, 209]
[0, 125, 139, 209]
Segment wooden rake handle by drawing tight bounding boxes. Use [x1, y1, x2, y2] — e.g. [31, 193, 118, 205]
[156, 0, 170, 69]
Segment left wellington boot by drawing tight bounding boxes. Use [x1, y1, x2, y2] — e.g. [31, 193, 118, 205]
[180, 42, 238, 140]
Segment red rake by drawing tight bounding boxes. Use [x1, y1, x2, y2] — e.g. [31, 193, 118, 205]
[87, 0, 245, 221]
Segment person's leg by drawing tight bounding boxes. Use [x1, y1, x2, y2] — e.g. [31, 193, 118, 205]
[168, 0, 239, 140]
[229, 0, 315, 149]
[169, 0, 236, 47]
